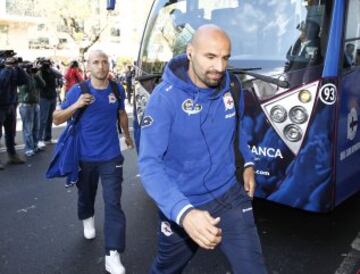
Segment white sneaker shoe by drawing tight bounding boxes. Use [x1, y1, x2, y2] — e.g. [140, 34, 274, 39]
[105, 250, 125, 274]
[25, 150, 35, 157]
[82, 216, 96, 240]
[38, 141, 46, 149]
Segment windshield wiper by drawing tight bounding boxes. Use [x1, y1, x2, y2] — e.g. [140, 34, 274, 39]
[135, 66, 261, 82]
[135, 73, 162, 82]
[228, 67, 289, 89]
[136, 67, 289, 89]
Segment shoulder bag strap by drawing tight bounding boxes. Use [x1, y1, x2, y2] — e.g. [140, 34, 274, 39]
[109, 80, 123, 134]
[229, 73, 245, 182]
[109, 80, 121, 102]
[73, 81, 91, 124]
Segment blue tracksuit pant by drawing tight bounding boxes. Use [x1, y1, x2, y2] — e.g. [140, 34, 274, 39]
[150, 183, 267, 274]
[76, 155, 126, 253]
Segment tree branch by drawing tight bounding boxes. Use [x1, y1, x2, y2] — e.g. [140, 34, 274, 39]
[60, 15, 77, 41]
[80, 23, 108, 55]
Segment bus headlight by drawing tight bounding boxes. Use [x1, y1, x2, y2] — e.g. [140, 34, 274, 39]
[298, 90, 311, 103]
[289, 106, 308, 124]
[270, 105, 287, 123]
[284, 124, 302, 142]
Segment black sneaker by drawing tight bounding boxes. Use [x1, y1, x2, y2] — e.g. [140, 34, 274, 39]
[34, 146, 45, 153]
[8, 154, 26, 164]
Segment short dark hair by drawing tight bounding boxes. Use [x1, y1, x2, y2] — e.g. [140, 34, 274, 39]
[70, 60, 79, 68]
[346, 43, 355, 50]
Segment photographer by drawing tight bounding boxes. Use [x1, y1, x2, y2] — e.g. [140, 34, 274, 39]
[18, 62, 45, 157]
[36, 58, 62, 148]
[0, 55, 27, 169]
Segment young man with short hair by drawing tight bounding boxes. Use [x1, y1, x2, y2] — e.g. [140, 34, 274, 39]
[53, 50, 134, 274]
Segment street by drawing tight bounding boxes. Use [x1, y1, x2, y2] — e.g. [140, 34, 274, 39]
[0, 114, 359, 274]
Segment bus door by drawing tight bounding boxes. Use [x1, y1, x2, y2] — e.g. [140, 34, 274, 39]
[336, 0, 360, 205]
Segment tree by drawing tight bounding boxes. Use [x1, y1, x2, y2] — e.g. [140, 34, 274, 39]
[7, 0, 117, 59]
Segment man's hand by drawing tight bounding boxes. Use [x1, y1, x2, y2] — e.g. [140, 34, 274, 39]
[53, 93, 94, 125]
[243, 166, 256, 198]
[124, 135, 134, 149]
[75, 94, 94, 109]
[182, 209, 222, 250]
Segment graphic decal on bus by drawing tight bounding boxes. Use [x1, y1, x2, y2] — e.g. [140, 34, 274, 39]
[260, 81, 319, 155]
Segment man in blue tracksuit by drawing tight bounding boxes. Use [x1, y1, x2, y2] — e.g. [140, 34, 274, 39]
[53, 50, 134, 274]
[138, 25, 267, 274]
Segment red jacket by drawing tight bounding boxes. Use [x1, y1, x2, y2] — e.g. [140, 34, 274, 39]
[64, 68, 84, 92]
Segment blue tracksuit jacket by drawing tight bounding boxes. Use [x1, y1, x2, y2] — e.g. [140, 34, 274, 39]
[138, 54, 254, 224]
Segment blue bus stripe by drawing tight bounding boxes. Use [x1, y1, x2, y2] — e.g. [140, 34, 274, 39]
[323, 0, 346, 77]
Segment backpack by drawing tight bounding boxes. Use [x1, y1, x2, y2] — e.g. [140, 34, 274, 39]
[229, 73, 245, 183]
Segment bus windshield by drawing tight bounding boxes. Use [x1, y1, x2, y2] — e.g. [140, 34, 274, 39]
[139, 0, 331, 94]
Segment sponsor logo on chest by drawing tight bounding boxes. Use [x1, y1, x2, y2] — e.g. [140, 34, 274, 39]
[182, 98, 202, 115]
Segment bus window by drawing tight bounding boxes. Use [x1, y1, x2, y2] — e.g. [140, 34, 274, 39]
[140, 0, 186, 75]
[343, 0, 360, 69]
[344, 43, 356, 68]
[139, 0, 329, 99]
[140, 0, 231, 75]
[284, 20, 321, 73]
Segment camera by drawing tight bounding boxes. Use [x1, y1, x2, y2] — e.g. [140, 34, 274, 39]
[19, 60, 38, 74]
[35, 57, 52, 70]
[0, 50, 18, 68]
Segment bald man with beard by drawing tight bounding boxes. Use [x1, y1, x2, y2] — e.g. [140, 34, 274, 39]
[139, 25, 267, 273]
[53, 50, 133, 274]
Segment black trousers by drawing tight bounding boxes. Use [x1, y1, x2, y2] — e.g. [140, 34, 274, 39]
[126, 81, 132, 103]
[0, 105, 17, 155]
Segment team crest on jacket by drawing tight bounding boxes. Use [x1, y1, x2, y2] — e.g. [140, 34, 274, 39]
[182, 99, 202, 115]
[141, 115, 154, 128]
[108, 93, 117, 104]
[223, 92, 234, 110]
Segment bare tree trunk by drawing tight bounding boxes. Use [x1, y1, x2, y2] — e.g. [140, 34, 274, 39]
[78, 24, 108, 59]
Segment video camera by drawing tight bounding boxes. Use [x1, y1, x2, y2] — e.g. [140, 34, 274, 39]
[35, 57, 52, 70]
[0, 49, 16, 58]
[0, 50, 20, 68]
[19, 60, 39, 74]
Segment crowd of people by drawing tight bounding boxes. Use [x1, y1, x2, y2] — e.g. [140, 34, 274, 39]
[0, 55, 135, 169]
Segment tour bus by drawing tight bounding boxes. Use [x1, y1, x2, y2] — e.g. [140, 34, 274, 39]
[132, 0, 360, 212]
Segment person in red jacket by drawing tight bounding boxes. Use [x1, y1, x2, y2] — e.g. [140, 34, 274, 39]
[64, 60, 84, 92]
